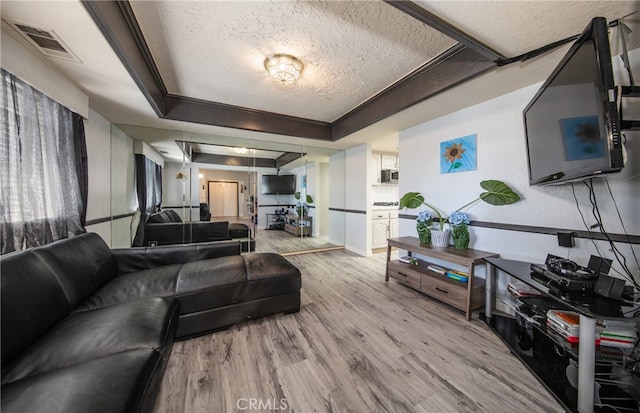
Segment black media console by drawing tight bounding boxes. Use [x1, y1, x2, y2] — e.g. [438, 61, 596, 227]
[483, 258, 639, 413]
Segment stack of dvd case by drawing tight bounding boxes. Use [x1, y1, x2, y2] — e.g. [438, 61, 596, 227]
[546, 310, 583, 343]
[598, 320, 637, 348]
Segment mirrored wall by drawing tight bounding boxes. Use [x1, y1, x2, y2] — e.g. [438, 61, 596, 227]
[111, 125, 345, 255]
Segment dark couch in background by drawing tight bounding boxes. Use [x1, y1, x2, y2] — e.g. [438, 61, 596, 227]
[200, 202, 211, 221]
[143, 210, 255, 251]
[1, 233, 301, 413]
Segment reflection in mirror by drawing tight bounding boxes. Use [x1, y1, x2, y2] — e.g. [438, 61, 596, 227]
[112, 124, 345, 255]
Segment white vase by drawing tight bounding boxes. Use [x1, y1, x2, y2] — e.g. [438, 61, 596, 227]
[431, 229, 451, 247]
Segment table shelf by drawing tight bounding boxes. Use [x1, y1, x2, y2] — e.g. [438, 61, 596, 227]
[385, 236, 498, 320]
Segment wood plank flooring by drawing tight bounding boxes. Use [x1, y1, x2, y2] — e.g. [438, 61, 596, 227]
[253, 228, 341, 255]
[211, 216, 341, 254]
[154, 249, 564, 413]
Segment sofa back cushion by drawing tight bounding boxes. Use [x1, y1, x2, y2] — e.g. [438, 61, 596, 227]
[166, 210, 182, 222]
[1, 250, 70, 365]
[146, 211, 169, 223]
[31, 233, 117, 309]
[147, 210, 182, 224]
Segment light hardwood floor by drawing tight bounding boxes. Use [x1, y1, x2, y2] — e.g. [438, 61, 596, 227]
[212, 216, 342, 254]
[154, 249, 563, 413]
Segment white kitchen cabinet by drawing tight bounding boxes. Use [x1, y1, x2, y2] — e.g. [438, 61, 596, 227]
[372, 219, 389, 249]
[389, 217, 399, 239]
[381, 153, 398, 169]
[371, 210, 399, 249]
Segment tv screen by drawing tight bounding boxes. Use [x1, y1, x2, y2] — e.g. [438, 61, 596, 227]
[523, 17, 623, 185]
[261, 174, 296, 195]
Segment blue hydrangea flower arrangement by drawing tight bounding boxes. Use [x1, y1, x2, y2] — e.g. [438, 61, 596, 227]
[416, 210, 433, 224]
[399, 180, 521, 249]
[448, 211, 470, 226]
[415, 210, 433, 245]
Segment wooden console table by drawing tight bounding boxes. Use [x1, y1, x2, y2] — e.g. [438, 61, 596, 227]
[283, 215, 312, 237]
[385, 236, 499, 320]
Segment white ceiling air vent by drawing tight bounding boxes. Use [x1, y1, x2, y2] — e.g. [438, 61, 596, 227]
[6, 20, 81, 63]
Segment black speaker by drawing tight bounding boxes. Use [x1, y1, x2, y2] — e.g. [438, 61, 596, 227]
[587, 255, 612, 275]
[594, 274, 625, 299]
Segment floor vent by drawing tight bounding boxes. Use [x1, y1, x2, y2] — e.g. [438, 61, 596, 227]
[6, 20, 81, 63]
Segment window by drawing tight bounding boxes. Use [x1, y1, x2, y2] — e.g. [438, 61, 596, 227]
[1, 69, 87, 253]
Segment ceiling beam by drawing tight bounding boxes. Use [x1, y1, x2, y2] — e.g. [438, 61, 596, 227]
[81, 0, 165, 116]
[163, 95, 332, 141]
[275, 152, 304, 169]
[191, 152, 277, 168]
[383, 0, 505, 61]
[331, 44, 494, 140]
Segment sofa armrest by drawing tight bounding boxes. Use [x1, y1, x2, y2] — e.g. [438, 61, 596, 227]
[112, 240, 241, 274]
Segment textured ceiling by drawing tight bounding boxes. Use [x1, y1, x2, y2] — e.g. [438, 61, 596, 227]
[129, 0, 457, 122]
[414, 0, 640, 56]
[1, 1, 639, 162]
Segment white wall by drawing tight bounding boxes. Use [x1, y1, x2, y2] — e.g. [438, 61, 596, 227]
[319, 162, 330, 237]
[344, 144, 369, 256]
[328, 151, 346, 246]
[399, 83, 639, 284]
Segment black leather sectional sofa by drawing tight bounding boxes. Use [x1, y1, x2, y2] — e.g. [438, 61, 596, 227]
[143, 210, 255, 251]
[1, 233, 301, 413]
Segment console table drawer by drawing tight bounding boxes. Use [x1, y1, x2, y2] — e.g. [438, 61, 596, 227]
[388, 261, 421, 289]
[420, 274, 467, 309]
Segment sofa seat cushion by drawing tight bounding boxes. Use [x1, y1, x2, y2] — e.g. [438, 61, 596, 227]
[74, 264, 181, 312]
[176, 253, 301, 315]
[1, 349, 165, 413]
[1, 297, 179, 384]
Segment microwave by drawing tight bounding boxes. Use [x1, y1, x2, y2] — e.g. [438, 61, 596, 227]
[381, 169, 399, 183]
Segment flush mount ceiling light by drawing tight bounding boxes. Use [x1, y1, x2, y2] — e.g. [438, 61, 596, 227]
[263, 53, 304, 85]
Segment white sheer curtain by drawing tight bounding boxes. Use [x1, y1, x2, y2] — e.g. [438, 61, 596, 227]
[0, 69, 87, 254]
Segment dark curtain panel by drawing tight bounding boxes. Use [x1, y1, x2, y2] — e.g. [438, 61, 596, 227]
[0, 69, 88, 254]
[73, 113, 89, 227]
[132, 154, 162, 246]
[153, 160, 162, 212]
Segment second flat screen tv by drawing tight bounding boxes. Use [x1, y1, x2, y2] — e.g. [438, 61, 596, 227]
[261, 174, 296, 195]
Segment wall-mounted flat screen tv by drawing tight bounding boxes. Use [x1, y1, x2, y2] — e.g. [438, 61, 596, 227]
[261, 174, 296, 195]
[523, 17, 624, 185]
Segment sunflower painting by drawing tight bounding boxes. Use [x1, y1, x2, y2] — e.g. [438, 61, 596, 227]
[440, 134, 477, 174]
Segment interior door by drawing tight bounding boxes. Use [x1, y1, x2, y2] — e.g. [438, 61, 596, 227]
[208, 181, 239, 217]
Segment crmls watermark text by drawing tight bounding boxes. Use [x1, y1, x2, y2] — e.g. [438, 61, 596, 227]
[236, 398, 289, 411]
